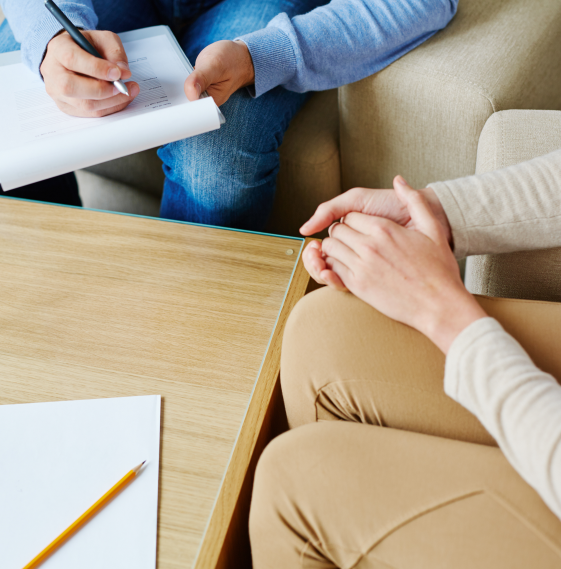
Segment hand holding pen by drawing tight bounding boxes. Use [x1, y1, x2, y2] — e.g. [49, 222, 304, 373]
[41, 0, 139, 118]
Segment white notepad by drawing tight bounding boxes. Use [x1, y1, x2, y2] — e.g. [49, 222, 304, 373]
[0, 395, 161, 569]
[0, 26, 223, 190]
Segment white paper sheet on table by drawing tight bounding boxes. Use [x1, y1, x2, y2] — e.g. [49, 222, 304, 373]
[0, 26, 222, 190]
[0, 395, 161, 569]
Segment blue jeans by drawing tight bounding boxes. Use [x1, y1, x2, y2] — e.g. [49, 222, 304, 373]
[0, 0, 324, 230]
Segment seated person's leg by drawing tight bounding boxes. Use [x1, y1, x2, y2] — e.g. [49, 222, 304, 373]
[94, 0, 161, 34]
[250, 422, 561, 569]
[282, 286, 495, 446]
[0, 21, 81, 206]
[158, 0, 325, 231]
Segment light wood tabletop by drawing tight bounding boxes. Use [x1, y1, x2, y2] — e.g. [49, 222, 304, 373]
[0, 198, 310, 568]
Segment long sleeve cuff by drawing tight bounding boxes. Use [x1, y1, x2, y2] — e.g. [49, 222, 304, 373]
[237, 26, 297, 98]
[428, 180, 470, 259]
[23, 2, 98, 76]
[444, 317, 503, 403]
[427, 149, 561, 259]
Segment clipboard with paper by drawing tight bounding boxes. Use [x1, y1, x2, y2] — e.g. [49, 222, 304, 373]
[0, 25, 225, 191]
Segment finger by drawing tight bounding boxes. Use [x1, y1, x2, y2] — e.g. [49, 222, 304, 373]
[63, 81, 138, 113]
[57, 84, 139, 117]
[321, 236, 360, 266]
[89, 31, 132, 79]
[51, 62, 138, 100]
[303, 242, 328, 285]
[393, 176, 447, 245]
[184, 52, 225, 101]
[55, 41, 123, 83]
[338, 212, 397, 238]
[329, 221, 381, 257]
[300, 188, 373, 235]
[319, 268, 348, 292]
[323, 257, 352, 289]
[184, 70, 204, 101]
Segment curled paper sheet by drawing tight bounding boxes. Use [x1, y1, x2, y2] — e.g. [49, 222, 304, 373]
[0, 98, 220, 190]
[0, 28, 222, 191]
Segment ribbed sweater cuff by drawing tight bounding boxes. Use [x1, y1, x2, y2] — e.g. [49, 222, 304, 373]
[444, 317, 503, 401]
[428, 180, 470, 260]
[23, 3, 98, 77]
[237, 27, 297, 98]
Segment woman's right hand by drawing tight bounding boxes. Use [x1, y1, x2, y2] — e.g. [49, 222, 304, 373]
[300, 179, 452, 289]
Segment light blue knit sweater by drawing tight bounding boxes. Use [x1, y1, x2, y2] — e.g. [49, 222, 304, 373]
[1, 0, 458, 97]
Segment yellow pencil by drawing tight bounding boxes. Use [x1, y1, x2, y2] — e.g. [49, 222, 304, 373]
[23, 460, 146, 569]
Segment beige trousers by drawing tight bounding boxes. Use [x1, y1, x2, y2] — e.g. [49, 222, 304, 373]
[249, 287, 561, 569]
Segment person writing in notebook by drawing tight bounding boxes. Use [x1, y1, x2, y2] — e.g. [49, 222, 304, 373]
[0, 0, 458, 228]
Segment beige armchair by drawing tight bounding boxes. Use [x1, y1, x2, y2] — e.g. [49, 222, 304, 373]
[466, 110, 561, 302]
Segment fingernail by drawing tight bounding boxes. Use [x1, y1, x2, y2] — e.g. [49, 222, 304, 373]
[116, 61, 130, 72]
[396, 175, 407, 186]
[108, 68, 120, 81]
[112, 86, 120, 96]
[195, 83, 202, 98]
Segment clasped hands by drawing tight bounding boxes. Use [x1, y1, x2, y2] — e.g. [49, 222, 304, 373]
[301, 177, 487, 354]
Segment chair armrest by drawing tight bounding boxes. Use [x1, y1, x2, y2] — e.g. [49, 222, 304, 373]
[466, 110, 561, 302]
[476, 110, 561, 175]
[339, 0, 561, 192]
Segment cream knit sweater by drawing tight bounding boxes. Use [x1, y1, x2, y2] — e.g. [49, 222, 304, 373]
[428, 148, 561, 520]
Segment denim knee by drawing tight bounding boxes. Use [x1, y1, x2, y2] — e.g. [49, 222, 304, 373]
[158, 87, 307, 230]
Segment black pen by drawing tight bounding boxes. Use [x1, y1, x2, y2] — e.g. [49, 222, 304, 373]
[44, 0, 129, 96]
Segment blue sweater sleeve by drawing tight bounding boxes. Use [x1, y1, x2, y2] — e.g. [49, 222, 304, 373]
[0, 0, 98, 75]
[238, 0, 458, 97]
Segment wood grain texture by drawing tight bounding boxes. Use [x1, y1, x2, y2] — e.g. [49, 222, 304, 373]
[0, 198, 305, 568]
[194, 239, 312, 569]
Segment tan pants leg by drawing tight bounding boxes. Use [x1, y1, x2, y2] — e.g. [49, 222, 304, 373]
[249, 288, 561, 568]
[251, 423, 561, 569]
[280, 287, 561, 445]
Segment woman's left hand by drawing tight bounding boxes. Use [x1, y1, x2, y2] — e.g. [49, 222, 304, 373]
[321, 177, 487, 353]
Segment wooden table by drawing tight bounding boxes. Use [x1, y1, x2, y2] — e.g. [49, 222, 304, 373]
[0, 198, 310, 568]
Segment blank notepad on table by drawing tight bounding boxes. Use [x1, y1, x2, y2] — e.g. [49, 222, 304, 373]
[0, 395, 161, 569]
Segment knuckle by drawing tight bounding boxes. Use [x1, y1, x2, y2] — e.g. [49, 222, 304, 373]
[91, 108, 108, 118]
[59, 50, 75, 69]
[93, 82, 109, 99]
[371, 222, 392, 239]
[93, 60, 109, 78]
[59, 75, 74, 97]
[79, 99, 96, 112]
[359, 242, 377, 259]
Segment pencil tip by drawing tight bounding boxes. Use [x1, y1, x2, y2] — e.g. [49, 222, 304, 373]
[133, 460, 147, 474]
